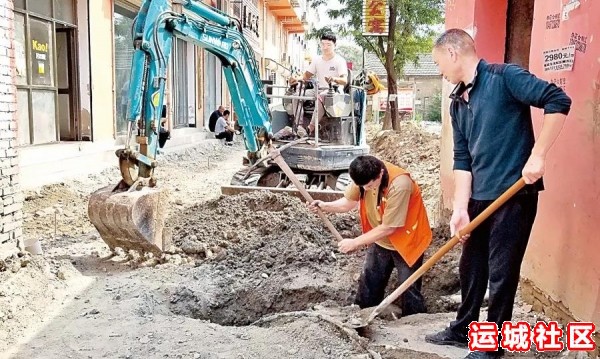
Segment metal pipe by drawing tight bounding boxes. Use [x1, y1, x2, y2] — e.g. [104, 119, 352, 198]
[266, 94, 315, 100]
[184, 0, 231, 26]
[263, 85, 290, 89]
[314, 95, 319, 147]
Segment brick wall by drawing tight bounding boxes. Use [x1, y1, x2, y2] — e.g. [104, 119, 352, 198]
[0, 0, 22, 247]
[521, 279, 600, 357]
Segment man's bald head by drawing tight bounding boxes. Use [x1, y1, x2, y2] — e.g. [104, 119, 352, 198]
[434, 29, 476, 55]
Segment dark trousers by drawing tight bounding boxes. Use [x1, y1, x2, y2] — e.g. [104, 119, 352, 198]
[449, 194, 538, 338]
[158, 130, 170, 148]
[215, 130, 233, 142]
[355, 244, 427, 316]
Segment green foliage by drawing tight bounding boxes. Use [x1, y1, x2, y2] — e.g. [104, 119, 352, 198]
[310, 0, 444, 77]
[336, 44, 363, 67]
[425, 90, 442, 122]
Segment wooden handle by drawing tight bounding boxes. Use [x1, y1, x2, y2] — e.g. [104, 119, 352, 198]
[272, 154, 345, 243]
[367, 178, 527, 322]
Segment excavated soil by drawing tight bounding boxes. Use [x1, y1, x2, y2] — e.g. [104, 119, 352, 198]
[367, 121, 442, 223]
[168, 190, 364, 326]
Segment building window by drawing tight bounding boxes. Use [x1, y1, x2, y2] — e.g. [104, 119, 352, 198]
[113, 4, 136, 135]
[29, 18, 54, 87]
[13, 0, 77, 145]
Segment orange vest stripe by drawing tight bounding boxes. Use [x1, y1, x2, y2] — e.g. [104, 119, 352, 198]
[358, 162, 432, 267]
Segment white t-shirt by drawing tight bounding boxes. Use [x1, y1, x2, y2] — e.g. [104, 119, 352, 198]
[215, 116, 228, 134]
[307, 54, 348, 89]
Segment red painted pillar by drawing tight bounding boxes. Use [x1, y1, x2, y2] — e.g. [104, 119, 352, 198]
[439, 0, 508, 214]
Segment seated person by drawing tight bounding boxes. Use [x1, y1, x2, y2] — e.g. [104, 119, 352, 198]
[214, 110, 234, 145]
[208, 105, 225, 132]
[289, 32, 348, 135]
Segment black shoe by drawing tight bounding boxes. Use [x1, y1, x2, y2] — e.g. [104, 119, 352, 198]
[464, 351, 504, 358]
[425, 328, 468, 348]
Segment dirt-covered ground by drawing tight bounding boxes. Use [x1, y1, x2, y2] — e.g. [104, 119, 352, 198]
[0, 122, 562, 359]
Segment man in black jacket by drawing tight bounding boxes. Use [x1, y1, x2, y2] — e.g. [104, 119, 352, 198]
[426, 29, 571, 359]
[208, 105, 225, 132]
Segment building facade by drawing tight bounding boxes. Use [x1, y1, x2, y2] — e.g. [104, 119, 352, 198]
[9, 0, 304, 189]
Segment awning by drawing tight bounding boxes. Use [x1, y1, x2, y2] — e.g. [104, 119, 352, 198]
[264, 0, 305, 33]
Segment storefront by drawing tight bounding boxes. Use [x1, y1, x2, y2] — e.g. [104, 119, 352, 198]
[113, 0, 198, 137]
[13, 0, 79, 145]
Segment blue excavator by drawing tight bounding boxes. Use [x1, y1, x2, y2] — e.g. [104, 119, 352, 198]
[87, 0, 383, 255]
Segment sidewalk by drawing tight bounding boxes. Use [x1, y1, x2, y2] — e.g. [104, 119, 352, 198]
[18, 128, 220, 190]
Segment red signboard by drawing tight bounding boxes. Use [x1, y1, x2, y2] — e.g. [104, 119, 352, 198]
[362, 0, 389, 36]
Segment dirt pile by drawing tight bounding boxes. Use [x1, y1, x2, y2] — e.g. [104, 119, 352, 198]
[166, 191, 366, 325]
[367, 122, 441, 224]
[171, 190, 362, 269]
[0, 252, 82, 352]
[23, 183, 96, 241]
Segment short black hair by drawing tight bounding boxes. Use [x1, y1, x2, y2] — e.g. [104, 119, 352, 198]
[223, 110, 230, 116]
[349, 155, 389, 204]
[321, 32, 337, 44]
[349, 155, 383, 186]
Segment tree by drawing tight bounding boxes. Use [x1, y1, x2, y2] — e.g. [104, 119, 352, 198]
[336, 44, 363, 68]
[425, 90, 442, 122]
[310, 0, 444, 131]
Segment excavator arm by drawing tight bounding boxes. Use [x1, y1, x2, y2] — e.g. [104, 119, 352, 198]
[88, 0, 274, 255]
[120, 0, 272, 187]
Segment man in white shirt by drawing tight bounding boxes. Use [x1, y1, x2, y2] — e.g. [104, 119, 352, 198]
[214, 110, 234, 145]
[290, 32, 348, 135]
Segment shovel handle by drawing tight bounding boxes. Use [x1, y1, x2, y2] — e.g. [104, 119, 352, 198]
[368, 178, 527, 322]
[271, 153, 345, 243]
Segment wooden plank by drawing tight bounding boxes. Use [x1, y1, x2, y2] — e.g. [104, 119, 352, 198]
[220, 185, 345, 202]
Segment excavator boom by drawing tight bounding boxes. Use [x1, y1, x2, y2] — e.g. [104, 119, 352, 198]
[88, 0, 274, 254]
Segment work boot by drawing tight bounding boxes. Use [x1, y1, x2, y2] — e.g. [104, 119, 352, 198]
[464, 350, 504, 358]
[425, 327, 468, 348]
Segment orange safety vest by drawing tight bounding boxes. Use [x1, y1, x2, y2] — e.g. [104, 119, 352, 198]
[359, 162, 432, 267]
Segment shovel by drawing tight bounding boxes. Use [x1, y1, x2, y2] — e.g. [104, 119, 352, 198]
[270, 149, 345, 242]
[346, 177, 527, 330]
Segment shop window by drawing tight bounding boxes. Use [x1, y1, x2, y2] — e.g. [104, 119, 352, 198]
[14, 0, 79, 145]
[172, 38, 191, 129]
[29, 18, 54, 87]
[113, 6, 136, 134]
[31, 90, 57, 144]
[55, 0, 75, 24]
[14, 13, 27, 86]
[29, 0, 52, 17]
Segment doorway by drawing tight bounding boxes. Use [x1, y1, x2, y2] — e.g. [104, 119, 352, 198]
[56, 26, 80, 141]
[504, 0, 535, 69]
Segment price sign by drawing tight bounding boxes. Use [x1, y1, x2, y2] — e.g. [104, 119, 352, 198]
[543, 45, 576, 72]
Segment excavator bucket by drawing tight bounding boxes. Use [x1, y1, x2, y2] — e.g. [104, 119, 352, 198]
[88, 185, 169, 256]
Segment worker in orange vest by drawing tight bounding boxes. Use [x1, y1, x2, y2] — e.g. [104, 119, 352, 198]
[308, 155, 432, 315]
